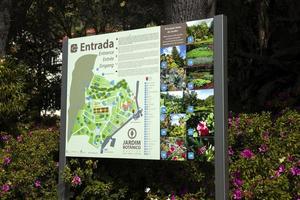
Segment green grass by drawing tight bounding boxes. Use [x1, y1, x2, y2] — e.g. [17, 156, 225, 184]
[187, 48, 213, 58]
[194, 37, 213, 44]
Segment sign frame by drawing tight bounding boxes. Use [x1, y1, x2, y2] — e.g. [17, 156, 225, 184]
[214, 15, 228, 200]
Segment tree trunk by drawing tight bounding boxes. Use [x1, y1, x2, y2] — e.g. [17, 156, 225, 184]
[0, 0, 11, 57]
[163, 0, 215, 24]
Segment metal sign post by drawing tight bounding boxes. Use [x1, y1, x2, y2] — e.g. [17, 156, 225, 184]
[214, 15, 228, 200]
[58, 37, 69, 200]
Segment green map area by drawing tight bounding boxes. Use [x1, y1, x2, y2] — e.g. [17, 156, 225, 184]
[71, 74, 141, 153]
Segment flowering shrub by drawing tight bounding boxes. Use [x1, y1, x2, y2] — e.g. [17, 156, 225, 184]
[0, 109, 299, 199]
[62, 109, 299, 199]
[0, 128, 59, 199]
[229, 109, 300, 199]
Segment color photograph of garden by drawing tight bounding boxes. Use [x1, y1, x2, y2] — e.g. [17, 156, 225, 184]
[186, 18, 214, 67]
[160, 137, 187, 161]
[160, 45, 186, 91]
[187, 137, 214, 162]
[186, 68, 214, 89]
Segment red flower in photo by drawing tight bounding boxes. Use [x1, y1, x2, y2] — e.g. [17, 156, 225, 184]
[197, 121, 209, 136]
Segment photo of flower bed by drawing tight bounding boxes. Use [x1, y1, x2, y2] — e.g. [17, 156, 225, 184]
[186, 137, 214, 161]
[183, 89, 214, 137]
[186, 112, 214, 137]
[186, 18, 213, 67]
[160, 137, 187, 161]
[160, 45, 186, 91]
[186, 68, 213, 89]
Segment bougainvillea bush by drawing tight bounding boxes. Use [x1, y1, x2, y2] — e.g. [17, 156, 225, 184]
[0, 128, 59, 199]
[228, 109, 300, 200]
[63, 109, 299, 199]
[0, 109, 299, 199]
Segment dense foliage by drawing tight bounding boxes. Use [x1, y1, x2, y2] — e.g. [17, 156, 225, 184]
[0, 58, 28, 131]
[0, 128, 59, 199]
[2, 110, 298, 199]
[220, 0, 300, 112]
[228, 109, 300, 199]
[2, 0, 299, 122]
[5, 0, 164, 122]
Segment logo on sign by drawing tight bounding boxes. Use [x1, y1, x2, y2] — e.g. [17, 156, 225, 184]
[123, 128, 141, 150]
[70, 44, 78, 53]
[128, 128, 137, 139]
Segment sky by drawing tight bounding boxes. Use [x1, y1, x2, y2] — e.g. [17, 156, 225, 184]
[161, 45, 186, 59]
[194, 89, 214, 100]
[186, 18, 213, 28]
[170, 114, 185, 126]
[161, 91, 183, 98]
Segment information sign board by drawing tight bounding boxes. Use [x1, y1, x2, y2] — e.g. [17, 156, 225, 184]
[64, 18, 217, 161]
[59, 15, 227, 199]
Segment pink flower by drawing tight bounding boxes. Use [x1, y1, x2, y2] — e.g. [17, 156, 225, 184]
[197, 121, 209, 136]
[290, 167, 300, 176]
[71, 175, 81, 186]
[34, 180, 41, 188]
[1, 135, 9, 142]
[171, 193, 176, 200]
[3, 157, 11, 165]
[233, 177, 243, 187]
[278, 165, 285, 173]
[240, 149, 254, 159]
[172, 156, 178, 161]
[17, 135, 23, 142]
[274, 170, 281, 178]
[197, 146, 207, 155]
[258, 144, 268, 153]
[1, 184, 10, 192]
[228, 118, 233, 127]
[176, 140, 184, 147]
[287, 155, 294, 162]
[170, 146, 175, 152]
[273, 165, 285, 178]
[232, 188, 243, 200]
[28, 131, 33, 136]
[228, 146, 234, 156]
[1, 135, 11, 143]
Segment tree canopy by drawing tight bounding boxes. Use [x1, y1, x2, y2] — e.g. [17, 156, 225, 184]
[0, 0, 299, 126]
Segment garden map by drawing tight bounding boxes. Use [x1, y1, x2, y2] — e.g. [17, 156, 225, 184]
[71, 75, 142, 153]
